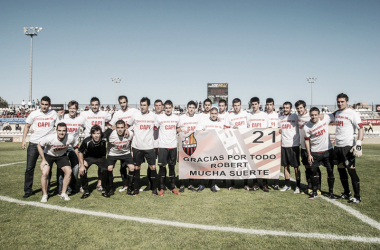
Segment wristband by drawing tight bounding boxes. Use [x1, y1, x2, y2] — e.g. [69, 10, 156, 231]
[356, 140, 362, 146]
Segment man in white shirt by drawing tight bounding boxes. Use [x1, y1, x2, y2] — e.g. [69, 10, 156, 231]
[198, 98, 212, 124]
[22, 100, 25, 108]
[81, 97, 112, 191]
[177, 100, 199, 192]
[225, 98, 249, 190]
[109, 95, 137, 192]
[304, 107, 335, 200]
[37, 122, 77, 202]
[218, 99, 229, 125]
[22, 96, 57, 198]
[247, 97, 270, 192]
[56, 100, 84, 195]
[155, 100, 181, 196]
[279, 101, 301, 193]
[127, 97, 158, 196]
[334, 93, 364, 203]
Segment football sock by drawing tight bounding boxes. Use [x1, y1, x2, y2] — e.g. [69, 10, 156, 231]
[134, 169, 140, 191]
[285, 179, 290, 187]
[231, 180, 235, 187]
[310, 168, 318, 195]
[317, 167, 321, 190]
[244, 179, 248, 186]
[159, 166, 166, 190]
[262, 179, 268, 186]
[169, 165, 176, 189]
[147, 168, 151, 188]
[128, 171, 134, 189]
[338, 168, 350, 194]
[150, 169, 157, 190]
[274, 178, 279, 186]
[252, 178, 258, 186]
[305, 168, 312, 189]
[348, 168, 360, 198]
[108, 171, 113, 190]
[211, 179, 216, 187]
[327, 168, 334, 193]
[120, 163, 128, 187]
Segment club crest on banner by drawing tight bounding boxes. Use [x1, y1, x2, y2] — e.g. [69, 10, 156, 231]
[182, 133, 197, 156]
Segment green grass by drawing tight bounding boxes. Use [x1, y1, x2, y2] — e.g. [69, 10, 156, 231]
[1, 143, 380, 249]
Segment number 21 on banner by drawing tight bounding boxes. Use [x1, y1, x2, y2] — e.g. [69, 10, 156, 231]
[252, 130, 276, 143]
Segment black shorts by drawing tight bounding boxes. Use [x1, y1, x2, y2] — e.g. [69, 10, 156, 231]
[133, 148, 156, 166]
[158, 148, 177, 166]
[334, 146, 355, 167]
[154, 148, 159, 158]
[310, 148, 334, 169]
[84, 156, 107, 170]
[300, 148, 309, 166]
[281, 147, 300, 167]
[45, 154, 70, 169]
[107, 154, 134, 167]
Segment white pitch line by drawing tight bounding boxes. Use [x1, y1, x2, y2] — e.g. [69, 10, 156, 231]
[0, 161, 27, 167]
[281, 173, 380, 231]
[0, 195, 379, 244]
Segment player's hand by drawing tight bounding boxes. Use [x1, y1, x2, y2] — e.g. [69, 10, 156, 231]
[308, 155, 314, 165]
[108, 165, 113, 171]
[40, 160, 49, 171]
[22, 141, 26, 150]
[279, 129, 282, 134]
[350, 145, 362, 157]
[124, 129, 130, 138]
[233, 126, 238, 129]
[217, 117, 221, 122]
[79, 165, 86, 175]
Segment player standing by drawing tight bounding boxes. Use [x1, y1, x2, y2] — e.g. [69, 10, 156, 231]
[279, 101, 301, 193]
[81, 97, 111, 192]
[304, 107, 335, 200]
[177, 100, 199, 192]
[334, 93, 364, 203]
[198, 98, 212, 123]
[109, 95, 137, 192]
[225, 98, 249, 190]
[216, 99, 229, 189]
[247, 97, 269, 192]
[155, 100, 181, 196]
[127, 97, 158, 196]
[22, 96, 57, 198]
[37, 123, 77, 202]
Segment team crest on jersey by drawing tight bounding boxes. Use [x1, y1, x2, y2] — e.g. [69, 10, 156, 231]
[182, 133, 197, 156]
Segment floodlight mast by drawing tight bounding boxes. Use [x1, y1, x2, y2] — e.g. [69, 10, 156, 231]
[112, 78, 122, 105]
[24, 27, 43, 103]
[306, 77, 317, 107]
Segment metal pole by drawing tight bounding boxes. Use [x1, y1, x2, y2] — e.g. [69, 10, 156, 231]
[311, 81, 313, 107]
[29, 35, 33, 103]
[116, 82, 117, 105]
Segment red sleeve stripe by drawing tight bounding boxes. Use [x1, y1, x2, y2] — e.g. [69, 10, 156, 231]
[305, 137, 310, 140]
[358, 123, 363, 129]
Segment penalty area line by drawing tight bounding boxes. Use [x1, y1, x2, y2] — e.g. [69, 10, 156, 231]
[0, 195, 380, 244]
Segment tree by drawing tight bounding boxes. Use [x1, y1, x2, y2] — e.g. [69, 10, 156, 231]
[0, 96, 9, 108]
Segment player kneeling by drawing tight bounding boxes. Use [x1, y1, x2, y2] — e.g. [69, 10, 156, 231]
[103, 120, 134, 197]
[37, 122, 77, 202]
[304, 108, 335, 199]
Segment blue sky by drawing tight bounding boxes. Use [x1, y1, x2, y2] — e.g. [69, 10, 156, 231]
[1, 0, 379, 107]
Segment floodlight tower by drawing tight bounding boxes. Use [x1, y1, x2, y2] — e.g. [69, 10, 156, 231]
[24, 27, 43, 103]
[112, 78, 122, 105]
[306, 77, 317, 107]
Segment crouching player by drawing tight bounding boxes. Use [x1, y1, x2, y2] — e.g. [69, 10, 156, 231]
[304, 107, 335, 199]
[37, 122, 77, 202]
[78, 125, 109, 199]
[103, 120, 134, 197]
[155, 100, 181, 196]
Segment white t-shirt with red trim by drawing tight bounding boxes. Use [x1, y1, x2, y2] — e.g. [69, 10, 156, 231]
[178, 114, 199, 133]
[59, 114, 85, 144]
[127, 111, 157, 150]
[81, 110, 112, 137]
[155, 113, 180, 148]
[304, 114, 334, 152]
[196, 118, 225, 130]
[247, 111, 269, 128]
[107, 130, 134, 156]
[109, 107, 138, 126]
[40, 133, 77, 157]
[279, 113, 300, 147]
[26, 109, 57, 144]
[218, 112, 230, 126]
[335, 109, 363, 147]
[266, 112, 279, 128]
[226, 110, 248, 128]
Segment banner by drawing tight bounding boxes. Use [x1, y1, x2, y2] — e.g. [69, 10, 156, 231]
[361, 119, 380, 125]
[0, 137, 13, 142]
[178, 128, 281, 179]
[0, 118, 27, 123]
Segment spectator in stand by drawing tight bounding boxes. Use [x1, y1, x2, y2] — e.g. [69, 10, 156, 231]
[15, 122, 21, 131]
[22, 100, 26, 108]
[322, 106, 325, 112]
[36, 99, 40, 108]
[28, 100, 31, 108]
[32, 100, 35, 109]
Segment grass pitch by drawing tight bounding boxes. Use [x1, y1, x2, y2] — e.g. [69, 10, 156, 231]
[0, 143, 380, 249]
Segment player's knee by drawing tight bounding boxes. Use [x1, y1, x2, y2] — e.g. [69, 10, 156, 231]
[149, 165, 156, 170]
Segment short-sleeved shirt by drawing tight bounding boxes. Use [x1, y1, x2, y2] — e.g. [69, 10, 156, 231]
[26, 109, 57, 144]
[304, 114, 334, 152]
[81, 110, 112, 137]
[58, 114, 85, 144]
[297, 112, 311, 149]
[227, 110, 248, 128]
[178, 114, 199, 133]
[335, 109, 363, 147]
[218, 112, 230, 126]
[155, 113, 180, 148]
[127, 111, 157, 150]
[153, 112, 163, 148]
[198, 112, 211, 124]
[109, 107, 138, 126]
[279, 113, 299, 147]
[266, 112, 279, 128]
[104, 128, 133, 156]
[247, 111, 269, 128]
[39, 133, 77, 157]
[196, 118, 224, 130]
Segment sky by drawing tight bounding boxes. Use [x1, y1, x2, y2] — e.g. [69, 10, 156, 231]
[1, 0, 379, 107]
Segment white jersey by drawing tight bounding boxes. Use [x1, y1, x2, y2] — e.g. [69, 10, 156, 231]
[266, 112, 280, 128]
[39, 133, 77, 157]
[198, 112, 211, 124]
[127, 111, 157, 150]
[178, 113, 199, 133]
[335, 109, 363, 147]
[81, 110, 112, 137]
[107, 130, 134, 156]
[196, 118, 224, 130]
[153, 112, 163, 148]
[279, 113, 300, 147]
[247, 111, 269, 128]
[155, 113, 180, 148]
[109, 107, 138, 126]
[58, 114, 85, 144]
[26, 109, 57, 144]
[304, 114, 334, 152]
[297, 112, 311, 149]
[218, 112, 230, 126]
[227, 110, 248, 128]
